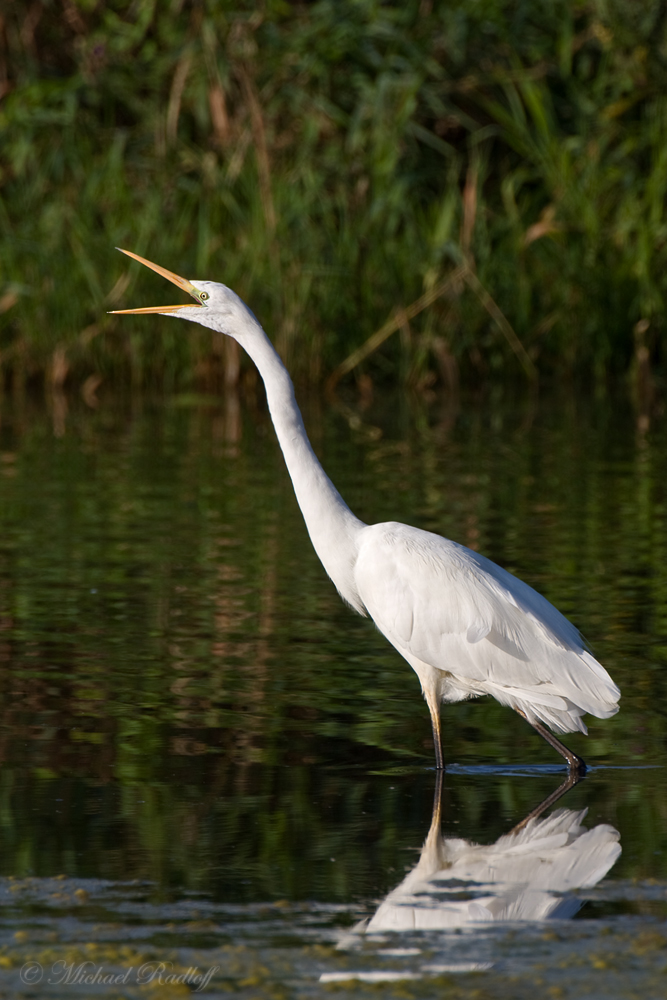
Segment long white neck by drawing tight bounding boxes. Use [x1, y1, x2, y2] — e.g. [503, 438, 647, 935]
[241, 324, 367, 614]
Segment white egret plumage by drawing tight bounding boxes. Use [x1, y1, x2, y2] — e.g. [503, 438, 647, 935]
[112, 248, 620, 772]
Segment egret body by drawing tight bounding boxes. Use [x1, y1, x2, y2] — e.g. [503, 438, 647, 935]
[112, 249, 620, 773]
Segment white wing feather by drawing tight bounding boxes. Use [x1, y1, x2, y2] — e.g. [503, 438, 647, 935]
[354, 522, 620, 733]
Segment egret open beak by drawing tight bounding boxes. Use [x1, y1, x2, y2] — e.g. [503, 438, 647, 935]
[109, 248, 204, 313]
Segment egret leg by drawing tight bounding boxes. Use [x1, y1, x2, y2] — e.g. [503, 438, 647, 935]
[430, 769, 444, 833]
[432, 768, 444, 820]
[515, 709, 587, 776]
[425, 691, 444, 770]
[419, 771, 445, 857]
[508, 772, 582, 836]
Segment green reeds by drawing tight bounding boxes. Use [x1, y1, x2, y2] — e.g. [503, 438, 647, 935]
[1, 1, 665, 389]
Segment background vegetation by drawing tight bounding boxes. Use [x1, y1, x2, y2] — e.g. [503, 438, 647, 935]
[2, 0, 667, 389]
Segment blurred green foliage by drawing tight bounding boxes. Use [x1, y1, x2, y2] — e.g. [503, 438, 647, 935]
[1, 0, 667, 384]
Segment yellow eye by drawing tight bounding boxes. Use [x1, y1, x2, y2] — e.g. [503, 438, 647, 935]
[200, 291, 209, 301]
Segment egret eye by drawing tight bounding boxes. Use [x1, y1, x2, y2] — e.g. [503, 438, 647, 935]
[200, 291, 209, 301]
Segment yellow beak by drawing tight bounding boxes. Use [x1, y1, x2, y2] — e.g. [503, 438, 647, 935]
[109, 248, 204, 313]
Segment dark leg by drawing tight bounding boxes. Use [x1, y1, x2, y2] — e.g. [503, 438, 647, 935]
[515, 708, 587, 775]
[431, 713, 444, 770]
[432, 768, 444, 827]
[425, 692, 444, 769]
[507, 772, 583, 836]
[420, 769, 445, 851]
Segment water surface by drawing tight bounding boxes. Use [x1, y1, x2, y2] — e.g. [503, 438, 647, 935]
[0, 383, 664, 996]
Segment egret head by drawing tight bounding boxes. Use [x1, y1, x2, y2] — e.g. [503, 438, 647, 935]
[110, 248, 260, 340]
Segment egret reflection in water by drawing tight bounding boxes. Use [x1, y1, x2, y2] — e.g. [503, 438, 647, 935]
[350, 776, 621, 938]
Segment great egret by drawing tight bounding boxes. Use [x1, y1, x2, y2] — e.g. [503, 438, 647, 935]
[112, 248, 620, 773]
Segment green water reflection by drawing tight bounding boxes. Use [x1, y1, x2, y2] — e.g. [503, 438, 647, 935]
[0, 385, 665, 906]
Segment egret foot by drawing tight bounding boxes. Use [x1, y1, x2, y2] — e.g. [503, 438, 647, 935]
[515, 709, 587, 775]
